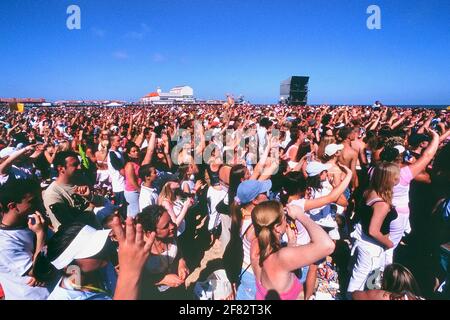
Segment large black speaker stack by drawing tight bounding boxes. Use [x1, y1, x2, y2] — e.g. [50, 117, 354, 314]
[280, 76, 309, 106]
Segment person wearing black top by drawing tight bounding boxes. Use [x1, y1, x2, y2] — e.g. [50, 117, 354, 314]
[348, 162, 399, 294]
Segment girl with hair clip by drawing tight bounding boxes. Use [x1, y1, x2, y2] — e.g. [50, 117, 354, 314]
[352, 263, 424, 300]
[280, 167, 352, 299]
[347, 162, 400, 294]
[250, 201, 336, 300]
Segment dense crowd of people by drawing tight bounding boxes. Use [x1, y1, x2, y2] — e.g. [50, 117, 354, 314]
[0, 103, 448, 300]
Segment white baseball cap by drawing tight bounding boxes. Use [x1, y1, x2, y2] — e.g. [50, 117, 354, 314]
[394, 145, 406, 154]
[324, 144, 344, 156]
[306, 162, 332, 177]
[0, 147, 16, 159]
[51, 225, 111, 270]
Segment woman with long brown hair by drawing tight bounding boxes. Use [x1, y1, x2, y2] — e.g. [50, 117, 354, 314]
[347, 162, 400, 293]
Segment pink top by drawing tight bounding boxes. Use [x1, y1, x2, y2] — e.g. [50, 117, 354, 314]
[125, 162, 141, 192]
[256, 275, 303, 300]
[392, 166, 413, 214]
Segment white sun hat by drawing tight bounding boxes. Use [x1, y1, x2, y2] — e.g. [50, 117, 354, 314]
[51, 225, 111, 270]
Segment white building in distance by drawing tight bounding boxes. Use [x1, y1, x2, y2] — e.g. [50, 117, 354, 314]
[141, 86, 195, 104]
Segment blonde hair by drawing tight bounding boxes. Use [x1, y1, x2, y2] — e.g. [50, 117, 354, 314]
[369, 162, 400, 205]
[251, 201, 284, 267]
[58, 141, 70, 152]
[158, 182, 176, 204]
[317, 136, 336, 160]
[99, 140, 109, 152]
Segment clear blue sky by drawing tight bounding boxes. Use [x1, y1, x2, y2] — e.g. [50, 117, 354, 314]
[0, 0, 449, 104]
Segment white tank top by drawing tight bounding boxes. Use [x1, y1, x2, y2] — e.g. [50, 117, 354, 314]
[241, 218, 253, 272]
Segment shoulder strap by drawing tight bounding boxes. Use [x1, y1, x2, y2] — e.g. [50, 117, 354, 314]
[366, 197, 384, 206]
[241, 222, 252, 240]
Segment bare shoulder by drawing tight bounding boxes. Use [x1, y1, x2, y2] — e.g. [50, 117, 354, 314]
[353, 290, 390, 300]
[372, 200, 390, 211]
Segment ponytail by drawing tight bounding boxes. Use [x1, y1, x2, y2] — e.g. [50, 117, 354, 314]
[251, 201, 283, 267]
[230, 201, 242, 238]
[256, 225, 280, 267]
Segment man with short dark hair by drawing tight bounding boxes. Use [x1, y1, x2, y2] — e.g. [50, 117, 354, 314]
[138, 164, 158, 212]
[0, 179, 51, 299]
[107, 135, 126, 217]
[43, 151, 98, 231]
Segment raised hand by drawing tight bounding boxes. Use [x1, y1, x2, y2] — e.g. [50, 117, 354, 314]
[112, 217, 155, 300]
[27, 211, 46, 235]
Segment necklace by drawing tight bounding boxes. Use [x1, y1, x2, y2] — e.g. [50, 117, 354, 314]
[62, 276, 108, 295]
[154, 240, 171, 273]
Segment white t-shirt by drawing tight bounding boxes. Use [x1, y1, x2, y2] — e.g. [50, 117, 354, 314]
[107, 150, 125, 193]
[308, 180, 333, 217]
[0, 228, 50, 300]
[140, 139, 149, 150]
[306, 180, 338, 232]
[139, 184, 159, 212]
[207, 186, 228, 231]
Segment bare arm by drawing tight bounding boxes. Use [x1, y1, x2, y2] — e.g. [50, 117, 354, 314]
[134, 129, 145, 148]
[439, 128, 450, 143]
[161, 199, 190, 227]
[277, 205, 335, 271]
[408, 129, 439, 178]
[369, 116, 380, 131]
[350, 153, 359, 189]
[141, 132, 156, 166]
[417, 115, 432, 134]
[304, 166, 352, 211]
[391, 116, 405, 130]
[251, 137, 271, 180]
[44, 150, 56, 164]
[0, 145, 34, 176]
[112, 217, 155, 300]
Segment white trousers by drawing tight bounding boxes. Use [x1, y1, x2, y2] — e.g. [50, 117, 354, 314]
[347, 239, 386, 292]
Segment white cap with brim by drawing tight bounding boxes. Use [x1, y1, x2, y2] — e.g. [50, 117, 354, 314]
[0, 147, 15, 159]
[394, 145, 406, 154]
[324, 144, 344, 156]
[306, 162, 332, 177]
[51, 225, 111, 270]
